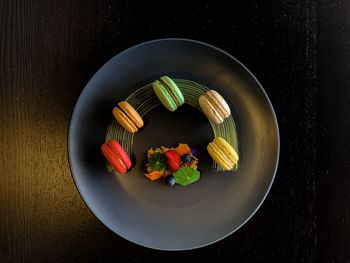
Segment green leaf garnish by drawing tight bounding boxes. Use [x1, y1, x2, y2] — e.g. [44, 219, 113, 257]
[149, 152, 166, 171]
[106, 162, 114, 173]
[173, 167, 200, 186]
[106, 162, 118, 175]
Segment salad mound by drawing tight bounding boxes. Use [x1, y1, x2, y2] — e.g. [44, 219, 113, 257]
[143, 143, 200, 186]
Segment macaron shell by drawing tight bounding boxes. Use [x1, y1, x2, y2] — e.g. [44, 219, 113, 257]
[107, 140, 132, 169]
[214, 137, 239, 163]
[153, 80, 177, 111]
[118, 101, 144, 128]
[101, 143, 127, 174]
[207, 142, 233, 170]
[160, 76, 185, 106]
[207, 90, 231, 118]
[161, 82, 180, 108]
[112, 107, 138, 133]
[199, 95, 223, 124]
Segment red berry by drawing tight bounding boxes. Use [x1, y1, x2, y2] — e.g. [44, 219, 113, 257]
[167, 158, 180, 172]
[164, 150, 181, 163]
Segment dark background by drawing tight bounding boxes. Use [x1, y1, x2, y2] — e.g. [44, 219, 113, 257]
[1, 0, 349, 262]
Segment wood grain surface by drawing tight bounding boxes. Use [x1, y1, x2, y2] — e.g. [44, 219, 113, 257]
[0, 0, 349, 262]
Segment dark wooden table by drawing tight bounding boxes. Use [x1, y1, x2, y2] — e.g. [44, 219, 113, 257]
[1, 1, 349, 262]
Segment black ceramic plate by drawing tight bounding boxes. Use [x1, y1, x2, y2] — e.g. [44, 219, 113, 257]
[68, 38, 280, 250]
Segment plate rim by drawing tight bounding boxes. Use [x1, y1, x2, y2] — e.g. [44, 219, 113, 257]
[67, 37, 280, 250]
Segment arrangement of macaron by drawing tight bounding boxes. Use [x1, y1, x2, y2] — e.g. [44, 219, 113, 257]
[101, 75, 239, 186]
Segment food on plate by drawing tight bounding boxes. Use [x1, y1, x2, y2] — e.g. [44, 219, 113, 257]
[207, 137, 239, 171]
[112, 101, 144, 133]
[143, 143, 200, 186]
[101, 139, 132, 174]
[152, 76, 185, 111]
[103, 77, 240, 181]
[198, 90, 231, 124]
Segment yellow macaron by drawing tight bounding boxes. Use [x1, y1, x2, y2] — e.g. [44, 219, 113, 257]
[112, 101, 144, 133]
[207, 137, 239, 170]
[199, 90, 231, 124]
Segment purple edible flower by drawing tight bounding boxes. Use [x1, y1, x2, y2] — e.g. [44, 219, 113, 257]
[142, 159, 148, 172]
[190, 148, 198, 156]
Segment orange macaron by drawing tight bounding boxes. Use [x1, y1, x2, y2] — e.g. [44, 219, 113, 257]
[112, 101, 144, 133]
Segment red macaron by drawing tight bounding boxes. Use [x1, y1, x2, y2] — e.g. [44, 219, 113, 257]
[101, 140, 131, 174]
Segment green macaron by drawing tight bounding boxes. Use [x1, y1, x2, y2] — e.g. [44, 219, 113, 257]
[152, 76, 185, 111]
